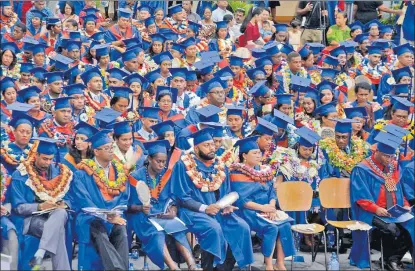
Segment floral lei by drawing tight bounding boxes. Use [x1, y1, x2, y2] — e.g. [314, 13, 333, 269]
[39, 119, 75, 147]
[229, 163, 273, 184]
[18, 155, 73, 201]
[84, 90, 110, 111]
[295, 112, 322, 135]
[319, 136, 369, 173]
[1, 164, 10, 203]
[182, 153, 226, 192]
[269, 147, 324, 186]
[78, 159, 127, 197]
[0, 140, 37, 166]
[374, 119, 414, 141]
[280, 63, 308, 93]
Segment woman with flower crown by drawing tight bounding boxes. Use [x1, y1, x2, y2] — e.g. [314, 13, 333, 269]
[127, 140, 200, 270]
[230, 137, 295, 271]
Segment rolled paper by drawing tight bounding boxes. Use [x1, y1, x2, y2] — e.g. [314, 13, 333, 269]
[216, 192, 239, 209]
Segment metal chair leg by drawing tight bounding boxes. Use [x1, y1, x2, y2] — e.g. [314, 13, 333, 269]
[335, 228, 340, 257]
[367, 230, 372, 271]
[311, 234, 315, 262]
[291, 252, 294, 271]
[323, 231, 328, 271]
[380, 237, 384, 270]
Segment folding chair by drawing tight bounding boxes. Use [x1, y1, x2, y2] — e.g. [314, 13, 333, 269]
[319, 178, 372, 270]
[277, 181, 327, 270]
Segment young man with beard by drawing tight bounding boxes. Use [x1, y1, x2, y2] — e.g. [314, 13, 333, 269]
[80, 67, 111, 111]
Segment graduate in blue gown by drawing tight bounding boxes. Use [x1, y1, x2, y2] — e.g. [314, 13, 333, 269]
[224, 104, 251, 139]
[0, 77, 17, 124]
[401, 161, 415, 207]
[127, 140, 199, 270]
[230, 137, 295, 271]
[10, 137, 75, 270]
[350, 132, 414, 269]
[72, 129, 129, 270]
[171, 128, 254, 270]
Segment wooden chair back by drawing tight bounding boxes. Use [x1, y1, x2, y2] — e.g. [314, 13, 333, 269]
[319, 178, 351, 209]
[277, 182, 313, 211]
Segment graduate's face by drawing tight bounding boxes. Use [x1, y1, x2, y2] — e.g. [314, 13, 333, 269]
[227, 115, 243, 132]
[351, 117, 364, 132]
[12, 26, 25, 40]
[68, 49, 80, 60]
[3, 87, 16, 104]
[356, 87, 370, 104]
[99, 55, 110, 66]
[87, 76, 103, 92]
[118, 17, 130, 28]
[382, 32, 393, 40]
[108, 77, 123, 87]
[302, 54, 314, 68]
[278, 104, 292, 116]
[258, 134, 273, 151]
[143, 118, 158, 131]
[398, 76, 411, 85]
[288, 56, 302, 73]
[54, 108, 73, 125]
[195, 140, 216, 161]
[207, 87, 226, 106]
[369, 26, 379, 36]
[272, 53, 283, 65]
[20, 72, 31, 83]
[34, 53, 45, 66]
[148, 153, 168, 173]
[264, 65, 273, 77]
[32, 17, 41, 27]
[35, 153, 54, 172]
[130, 82, 142, 96]
[155, 10, 164, 21]
[14, 123, 32, 146]
[49, 80, 63, 94]
[152, 42, 163, 54]
[2, 6, 12, 16]
[320, 89, 333, 105]
[243, 149, 262, 167]
[1, 50, 14, 66]
[139, 10, 150, 21]
[112, 97, 129, 113]
[230, 65, 242, 76]
[95, 142, 114, 162]
[158, 94, 173, 112]
[217, 28, 228, 39]
[337, 54, 347, 66]
[302, 97, 315, 114]
[398, 53, 414, 67]
[70, 94, 86, 110]
[75, 134, 89, 152]
[368, 54, 381, 66]
[171, 76, 186, 92]
[115, 133, 133, 153]
[160, 60, 172, 73]
[335, 132, 350, 150]
[85, 21, 96, 32]
[213, 137, 223, 151]
[391, 109, 409, 127]
[164, 131, 175, 147]
[375, 151, 395, 167]
[27, 96, 41, 111]
[298, 145, 314, 160]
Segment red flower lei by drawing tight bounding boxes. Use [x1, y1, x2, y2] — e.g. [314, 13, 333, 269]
[84, 90, 110, 111]
[38, 119, 75, 147]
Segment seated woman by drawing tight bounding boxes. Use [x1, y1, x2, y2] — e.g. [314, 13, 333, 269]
[63, 121, 97, 172]
[110, 86, 141, 123]
[155, 86, 179, 121]
[295, 87, 321, 134]
[127, 140, 199, 270]
[225, 105, 251, 139]
[150, 120, 182, 165]
[18, 86, 51, 122]
[0, 77, 17, 123]
[124, 73, 152, 109]
[314, 102, 339, 139]
[230, 137, 295, 271]
[208, 21, 235, 59]
[344, 107, 369, 141]
[144, 69, 166, 104]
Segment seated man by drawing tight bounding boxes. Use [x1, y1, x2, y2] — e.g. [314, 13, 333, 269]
[74, 129, 129, 270]
[10, 137, 74, 270]
[350, 132, 414, 269]
[171, 128, 254, 270]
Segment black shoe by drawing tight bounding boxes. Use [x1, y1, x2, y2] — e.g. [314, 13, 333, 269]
[385, 261, 403, 271]
[29, 256, 44, 270]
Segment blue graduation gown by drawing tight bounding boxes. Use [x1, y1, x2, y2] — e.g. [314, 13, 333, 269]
[349, 163, 415, 269]
[1, 101, 11, 124]
[1, 177, 16, 240]
[171, 157, 254, 268]
[184, 106, 201, 124]
[230, 169, 295, 258]
[127, 167, 191, 269]
[0, 142, 30, 174]
[401, 163, 415, 202]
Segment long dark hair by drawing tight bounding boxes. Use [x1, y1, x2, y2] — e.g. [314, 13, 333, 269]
[240, 6, 264, 33]
[60, 1, 74, 15]
[69, 137, 94, 164]
[0, 50, 17, 69]
[110, 96, 130, 107]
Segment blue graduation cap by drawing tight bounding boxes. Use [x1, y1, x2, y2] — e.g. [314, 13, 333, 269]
[90, 31, 106, 42]
[107, 121, 132, 136]
[171, 42, 185, 54]
[22, 36, 39, 51]
[111, 86, 133, 99]
[180, 37, 197, 49]
[85, 129, 113, 149]
[255, 56, 273, 67]
[161, 31, 178, 42]
[188, 21, 202, 34]
[272, 109, 294, 129]
[107, 68, 129, 81]
[18, 86, 42, 101]
[46, 17, 60, 26]
[33, 137, 59, 155]
[305, 42, 325, 54]
[187, 70, 197, 81]
[248, 80, 269, 97]
[194, 61, 215, 75]
[66, 40, 81, 52]
[304, 87, 319, 101]
[246, 66, 266, 80]
[392, 96, 413, 111]
[95, 108, 122, 128]
[340, 41, 358, 54]
[139, 107, 161, 120]
[201, 122, 225, 138]
[365, 19, 382, 31]
[93, 44, 110, 57]
[150, 120, 175, 137]
[330, 46, 346, 57]
[322, 55, 339, 66]
[392, 84, 410, 96]
[393, 43, 414, 56]
[392, 66, 412, 82]
[1, 42, 20, 55]
[199, 77, 226, 95]
[68, 31, 81, 40]
[333, 118, 359, 133]
[367, 46, 382, 55]
[344, 107, 368, 119]
[122, 49, 137, 62]
[31, 43, 48, 55]
[7, 102, 34, 116]
[275, 23, 289, 32]
[197, 105, 222, 122]
[30, 9, 47, 19]
[374, 131, 403, 155]
[264, 42, 279, 55]
[122, 37, 141, 49]
[30, 67, 48, 81]
[295, 126, 321, 147]
[52, 54, 74, 70]
[320, 68, 341, 79]
[84, 6, 100, 15]
[349, 21, 364, 32]
[144, 16, 156, 27]
[75, 121, 99, 138]
[82, 13, 98, 23]
[150, 33, 166, 44]
[63, 83, 86, 96]
[226, 104, 245, 117]
[383, 124, 410, 138]
[251, 48, 267, 59]
[63, 65, 82, 82]
[317, 80, 338, 92]
[191, 127, 214, 145]
[276, 94, 293, 105]
[280, 43, 294, 55]
[1, 77, 15, 92]
[0, 0, 11, 7]
[156, 86, 178, 103]
[124, 73, 148, 87]
[200, 51, 221, 63]
[354, 33, 369, 44]
[215, 20, 228, 29]
[169, 68, 187, 79]
[53, 97, 73, 110]
[143, 140, 170, 155]
[118, 8, 132, 18]
[234, 136, 260, 153]
[137, 4, 153, 14]
[20, 63, 34, 73]
[168, 4, 183, 15]
[45, 71, 64, 84]
[9, 112, 40, 129]
[153, 51, 174, 65]
[314, 102, 337, 116]
[290, 75, 311, 91]
[229, 55, 244, 67]
[214, 66, 234, 79]
[380, 25, 393, 34]
[255, 117, 279, 136]
[298, 46, 311, 58]
[145, 69, 163, 83]
[80, 67, 101, 84]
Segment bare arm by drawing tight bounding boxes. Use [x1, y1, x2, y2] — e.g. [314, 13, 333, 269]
[378, 4, 403, 16]
[297, 2, 313, 16]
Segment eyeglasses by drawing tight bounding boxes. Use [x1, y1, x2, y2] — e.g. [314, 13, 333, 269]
[97, 145, 115, 152]
[209, 90, 226, 96]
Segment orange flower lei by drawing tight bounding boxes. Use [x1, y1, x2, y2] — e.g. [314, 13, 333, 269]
[182, 153, 226, 192]
[19, 155, 72, 201]
[0, 141, 38, 166]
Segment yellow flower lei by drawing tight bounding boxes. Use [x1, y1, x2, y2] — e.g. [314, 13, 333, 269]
[373, 119, 414, 141]
[83, 159, 127, 190]
[319, 136, 369, 173]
